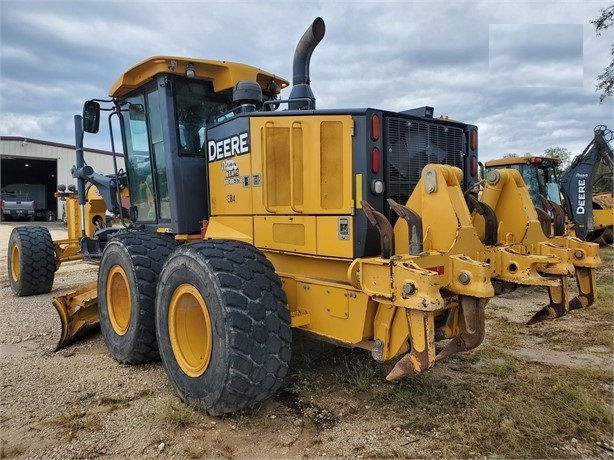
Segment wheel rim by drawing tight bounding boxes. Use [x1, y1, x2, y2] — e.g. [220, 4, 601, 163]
[106, 265, 131, 335]
[10, 243, 20, 283]
[169, 283, 213, 378]
[585, 228, 606, 243]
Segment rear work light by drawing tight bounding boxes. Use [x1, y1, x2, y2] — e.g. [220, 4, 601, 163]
[470, 128, 478, 151]
[371, 147, 380, 174]
[371, 114, 380, 141]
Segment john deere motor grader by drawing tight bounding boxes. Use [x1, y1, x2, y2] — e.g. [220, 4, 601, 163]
[7, 18, 600, 415]
[485, 125, 614, 243]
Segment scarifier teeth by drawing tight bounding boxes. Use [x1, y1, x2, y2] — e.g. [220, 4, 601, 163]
[528, 293, 570, 325]
[361, 200, 395, 259]
[386, 355, 418, 381]
[386, 348, 432, 381]
[528, 306, 558, 325]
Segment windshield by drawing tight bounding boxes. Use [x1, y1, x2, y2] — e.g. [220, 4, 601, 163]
[172, 79, 234, 156]
[517, 164, 561, 209]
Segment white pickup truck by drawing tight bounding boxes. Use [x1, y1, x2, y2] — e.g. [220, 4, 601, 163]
[1, 191, 36, 221]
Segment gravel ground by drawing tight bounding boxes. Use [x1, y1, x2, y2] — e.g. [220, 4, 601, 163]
[1, 221, 612, 459]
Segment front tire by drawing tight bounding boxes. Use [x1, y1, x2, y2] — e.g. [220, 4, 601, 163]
[156, 240, 291, 416]
[8, 226, 56, 296]
[98, 232, 176, 363]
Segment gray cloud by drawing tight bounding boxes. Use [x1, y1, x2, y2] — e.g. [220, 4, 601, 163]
[489, 24, 584, 87]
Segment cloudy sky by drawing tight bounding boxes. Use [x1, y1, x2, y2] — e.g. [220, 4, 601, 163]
[1, 0, 612, 162]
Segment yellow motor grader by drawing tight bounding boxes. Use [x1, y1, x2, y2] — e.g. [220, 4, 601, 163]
[7, 18, 601, 416]
[485, 125, 614, 244]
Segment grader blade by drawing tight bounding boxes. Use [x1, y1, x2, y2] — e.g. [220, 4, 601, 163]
[53, 282, 100, 350]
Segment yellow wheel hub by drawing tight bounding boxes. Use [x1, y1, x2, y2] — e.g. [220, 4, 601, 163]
[106, 266, 131, 335]
[169, 283, 213, 378]
[10, 244, 20, 283]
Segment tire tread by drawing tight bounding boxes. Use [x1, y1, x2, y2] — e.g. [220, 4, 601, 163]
[99, 232, 176, 363]
[159, 240, 291, 415]
[8, 226, 55, 296]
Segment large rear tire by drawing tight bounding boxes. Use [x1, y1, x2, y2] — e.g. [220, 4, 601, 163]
[98, 232, 176, 363]
[156, 240, 291, 416]
[8, 226, 56, 296]
[587, 195, 613, 244]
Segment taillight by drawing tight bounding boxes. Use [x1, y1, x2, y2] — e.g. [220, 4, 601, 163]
[471, 156, 478, 177]
[371, 114, 380, 141]
[1, 200, 4, 210]
[32, 202, 36, 210]
[371, 147, 380, 173]
[470, 128, 478, 151]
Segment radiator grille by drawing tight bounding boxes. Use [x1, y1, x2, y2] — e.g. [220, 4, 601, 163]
[384, 117, 465, 224]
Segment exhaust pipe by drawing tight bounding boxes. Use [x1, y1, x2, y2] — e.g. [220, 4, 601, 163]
[289, 17, 325, 110]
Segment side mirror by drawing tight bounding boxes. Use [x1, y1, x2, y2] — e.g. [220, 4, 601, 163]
[83, 100, 101, 133]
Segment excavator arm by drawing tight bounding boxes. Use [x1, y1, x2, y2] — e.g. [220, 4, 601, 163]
[558, 125, 613, 240]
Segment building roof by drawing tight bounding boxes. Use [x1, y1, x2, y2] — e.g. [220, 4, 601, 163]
[0, 136, 122, 157]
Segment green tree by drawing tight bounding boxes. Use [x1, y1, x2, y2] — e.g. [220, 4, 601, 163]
[592, 4, 614, 102]
[543, 146, 571, 176]
[592, 155, 613, 194]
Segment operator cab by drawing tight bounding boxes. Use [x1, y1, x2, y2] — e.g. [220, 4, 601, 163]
[83, 57, 288, 235]
[118, 77, 232, 229]
[486, 157, 562, 210]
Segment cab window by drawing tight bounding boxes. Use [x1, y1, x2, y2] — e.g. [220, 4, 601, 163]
[171, 79, 233, 156]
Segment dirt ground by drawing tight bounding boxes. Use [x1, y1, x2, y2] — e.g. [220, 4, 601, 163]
[0, 221, 613, 459]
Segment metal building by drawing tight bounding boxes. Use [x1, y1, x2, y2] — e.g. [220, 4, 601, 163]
[1, 137, 125, 220]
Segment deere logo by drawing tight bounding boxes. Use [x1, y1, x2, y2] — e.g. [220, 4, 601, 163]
[576, 179, 586, 215]
[207, 131, 249, 162]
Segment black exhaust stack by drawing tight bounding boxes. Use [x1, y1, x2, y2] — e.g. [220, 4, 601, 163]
[289, 17, 325, 110]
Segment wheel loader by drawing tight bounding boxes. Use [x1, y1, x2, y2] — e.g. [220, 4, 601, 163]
[485, 125, 614, 243]
[7, 18, 601, 416]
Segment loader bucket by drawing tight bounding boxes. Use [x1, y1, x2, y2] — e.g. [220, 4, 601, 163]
[53, 281, 100, 350]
